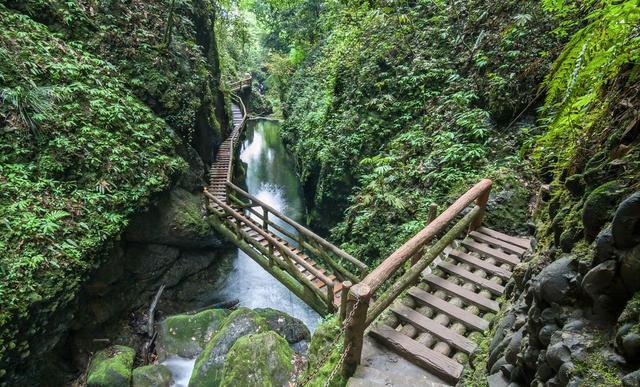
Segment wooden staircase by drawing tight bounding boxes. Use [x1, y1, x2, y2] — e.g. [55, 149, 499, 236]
[363, 226, 531, 385]
[205, 90, 368, 316]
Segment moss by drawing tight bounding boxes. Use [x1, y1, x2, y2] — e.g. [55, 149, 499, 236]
[619, 292, 640, 325]
[574, 352, 624, 387]
[86, 345, 135, 387]
[132, 364, 173, 387]
[174, 193, 213, 238]
[221, 331, 293, 387]
[582, 181, 624, 240]
[157, 309, 229, 359]
[301, 316, 346, 387]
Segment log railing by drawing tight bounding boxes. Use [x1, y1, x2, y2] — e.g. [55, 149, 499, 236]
[341, 179, 492, 376]
[224, 182, 368, 284]
[229, 75, 253, 91]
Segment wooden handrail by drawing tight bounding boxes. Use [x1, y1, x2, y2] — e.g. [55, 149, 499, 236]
[360, 179, 492, 293]
[226, 182, 369, 273]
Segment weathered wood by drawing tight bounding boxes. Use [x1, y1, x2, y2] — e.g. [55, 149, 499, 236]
[391, 304, 477, 354]
[361, 179, 492, 292]
[365, 207, 481, 326]
[461, 239, 521, 266]
[407, 287, 489, 331]
[437, 261, 505, 296]
[468, 231, 526, 256]
[477, 226, 531, 250]
[368, 325, 464, 384]
[340, 281, 353, 322]
[447, 249, 512, 280]
[342, 283, 372, 377]
[423, 275, 500, 312]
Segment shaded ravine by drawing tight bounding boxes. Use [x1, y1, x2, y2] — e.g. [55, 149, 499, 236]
[164, 119, 321, 386]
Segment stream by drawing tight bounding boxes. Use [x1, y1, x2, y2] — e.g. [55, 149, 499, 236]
[165, 119, 322, 386]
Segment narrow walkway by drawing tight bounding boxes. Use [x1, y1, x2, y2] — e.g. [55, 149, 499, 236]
[206, 99, 367, 316]
[352, 227, 530, 386]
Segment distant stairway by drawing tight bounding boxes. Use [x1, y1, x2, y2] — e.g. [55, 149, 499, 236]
[364, 227, 531, 385]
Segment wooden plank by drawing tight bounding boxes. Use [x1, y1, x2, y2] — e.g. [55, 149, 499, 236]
[477, 226, 531, 250]
[424, 275, 499, 312]
[369, 325, 463, 384]
[461, 240, 520, 266]
[392, 305, 477, 354]
[438, 261, 505, 296]
[448, 249, 512, 280]
[469, 231, 526, 256]
[407, 287, 489, 331]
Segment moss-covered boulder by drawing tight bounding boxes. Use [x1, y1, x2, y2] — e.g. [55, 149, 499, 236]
[221, 331, 293, 386]
[86, 345, 135, 387]
[157, 309, 229, 360]
[132, 364, 173, 387]
[582, 182, 623, 240]
[255, 308, 310, 344]
[188, 308, 268, 387]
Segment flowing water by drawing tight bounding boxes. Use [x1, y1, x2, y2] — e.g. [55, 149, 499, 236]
[165, 119, 322, 386]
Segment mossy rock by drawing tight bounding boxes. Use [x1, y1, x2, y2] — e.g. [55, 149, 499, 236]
[157, 309, 229, 360]
[220, 331, 293, 387]
[255, 308, 310, 344]
[301, 316, 346, 386]
[86, 345, 135, 387]
[132, 364, 173, 387]
[189, 308, 269, 387]
[582, 181, 624, 240]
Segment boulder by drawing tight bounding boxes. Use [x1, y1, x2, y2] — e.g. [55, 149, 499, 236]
[125, 187, 222, 249]
[621, 331, 640, 361]
[620, 245, 640, 294]
[581, 260, 617, 301]
[220, 331, 293, 387]
[534, 257, 579, 306]
[86, 345, 135, 387]
[505, 327, 524, 364]
[623, 369, 640, 387]
[565, 174, 585, 197]
[594, 227, 615, 264]
[189, 308, 268, 387]
[612, 192, 640, 249]
[255, 308, 310, 345]
[157, 309, 229, 360]
[582, 182, 623, 240]
[132, 364, 173, 387]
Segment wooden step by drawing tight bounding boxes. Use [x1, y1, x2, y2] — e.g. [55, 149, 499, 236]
[477, 226, 531, 250]
[437, 261, 505, 296]
[423, 275, 500, 312]
[369, 325, 463, 384]
[461, 240, 520, 266]
[407, 287, 489, 331]
[391, 305, 477, 354]
[447, 249, 512, 281]
[469, 231, 526, 256]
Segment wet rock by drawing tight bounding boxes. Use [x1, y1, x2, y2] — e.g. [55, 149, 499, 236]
[86, 345, 135, 387]
[612, 192, 640, 249]
[156, 309, 229, 360]
[581, 260, 617, 301]
[161, 250, 219, 288]
[255, 308, 310, 345]
[534, 257, 579, 306]
[124, 244, 180, 281]
[132, 364, 173, 387]
[622, 332, 640, 361]
[623, 369, 640, 387]
[565, 174, 585, 197]
[487, 372, 509, 387]
[582, 181, 623, 240]
[505, 327, 524, 364]
[125, 187, 222, 249]
[538, 324, 559, 347]
[490, 311, 516, 354]
[488, 335, 511, 370]
[490, 356, 508, 375]
[189, 308, 268, 386]
[546, 341, 571, 372]
[220, 331, 293, 387]
[535, 357, 553, 381]
[557, 361, 575, 385]
[594, 227, 616, 264]
[620, 245, 640, 294]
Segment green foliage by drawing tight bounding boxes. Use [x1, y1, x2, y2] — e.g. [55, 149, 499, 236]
[0, 5, 185, 373]
[282, 0, 560, 264]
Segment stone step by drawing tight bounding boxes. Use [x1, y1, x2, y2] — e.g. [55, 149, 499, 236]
[352, 365, 450, 387]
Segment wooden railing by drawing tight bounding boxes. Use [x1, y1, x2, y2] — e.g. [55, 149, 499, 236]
[229, 75, 253, 91]
[341, 179, 492, 376]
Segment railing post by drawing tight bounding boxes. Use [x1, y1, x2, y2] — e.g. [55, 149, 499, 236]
[262, 208, 268, 231]
[339, 281, 353, 322]
[342, 283, 372, 377]
[470, 184, 491, 231]
[411, 203, 439, 266]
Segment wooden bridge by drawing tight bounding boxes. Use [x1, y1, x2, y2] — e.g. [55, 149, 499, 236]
[204, 78, 531, 386]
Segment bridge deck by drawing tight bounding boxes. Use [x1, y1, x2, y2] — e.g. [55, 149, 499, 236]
[207, 103, 346, 312]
